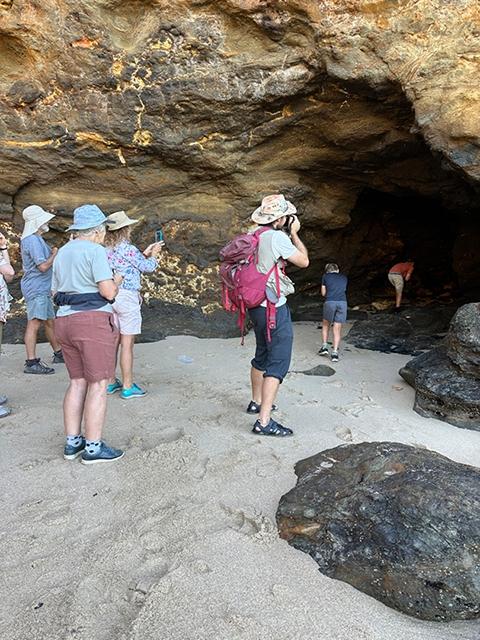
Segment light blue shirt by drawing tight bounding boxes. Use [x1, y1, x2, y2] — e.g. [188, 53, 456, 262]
[20, 234, 53, 301]
[52, 240, 113, 316]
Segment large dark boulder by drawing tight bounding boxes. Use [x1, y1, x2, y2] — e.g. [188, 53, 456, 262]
[345, 305, 455, 355]
[447, 303, 480, 379]
[277, 442, 480, 621]
[400, 303, 480, 430]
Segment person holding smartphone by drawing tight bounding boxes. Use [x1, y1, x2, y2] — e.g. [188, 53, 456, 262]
[104, 211, 163, 399]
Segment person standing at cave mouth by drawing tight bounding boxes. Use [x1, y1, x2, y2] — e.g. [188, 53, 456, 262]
[388, 260, 415, 310]
[20, 205, 64, 374]
[246, 194, 309, 437]
[318, 263, 348, 362]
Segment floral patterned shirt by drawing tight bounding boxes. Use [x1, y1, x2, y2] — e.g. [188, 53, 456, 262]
[106, 241, 157, 291]
[0, 257, 12, 323]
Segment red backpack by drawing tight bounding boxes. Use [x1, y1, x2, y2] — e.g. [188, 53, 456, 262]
[219, 228, 280, 343]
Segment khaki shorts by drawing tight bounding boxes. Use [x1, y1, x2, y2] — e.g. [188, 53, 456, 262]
[388, 273, 404, 293]
[112, 289, 142, 335]
[55, 312, 119, 382]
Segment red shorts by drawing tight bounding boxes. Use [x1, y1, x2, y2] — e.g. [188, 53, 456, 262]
[55, 312, 119, 382]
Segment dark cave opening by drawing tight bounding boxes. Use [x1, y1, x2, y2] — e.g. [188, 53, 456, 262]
[341, 189, 461, 306]
[293, 188, 480, 315]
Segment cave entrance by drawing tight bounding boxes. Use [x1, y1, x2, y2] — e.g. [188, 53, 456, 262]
[323, 188, 472, 309]
[343, 189, 461, 307]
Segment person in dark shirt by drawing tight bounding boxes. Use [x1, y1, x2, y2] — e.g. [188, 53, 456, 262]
[319, 263, 348, 362]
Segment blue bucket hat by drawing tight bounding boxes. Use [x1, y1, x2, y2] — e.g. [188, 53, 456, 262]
[67, 204, 107, 231]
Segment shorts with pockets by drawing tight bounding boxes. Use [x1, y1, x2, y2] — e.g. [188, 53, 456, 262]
[323, 300, 347, 324]
[248, 303, 293, 383]
[112, 289, 142, 335]
[54, 311, 119, 382]
[26, 294, 55, 321]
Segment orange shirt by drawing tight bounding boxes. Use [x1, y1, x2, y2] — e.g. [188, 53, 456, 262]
[389, 262, 414, 278]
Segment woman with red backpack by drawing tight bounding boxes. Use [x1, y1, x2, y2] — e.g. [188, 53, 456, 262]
[220, 194, 309, 437]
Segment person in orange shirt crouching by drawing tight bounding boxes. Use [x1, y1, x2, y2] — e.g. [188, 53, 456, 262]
[388, 260, 414, 311]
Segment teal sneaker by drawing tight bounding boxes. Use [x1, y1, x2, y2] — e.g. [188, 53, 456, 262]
[107, 378, 122, 395]
[120, 383, 146, 399]
[81, 442, 124, 465]
[64, 436, 86, 460]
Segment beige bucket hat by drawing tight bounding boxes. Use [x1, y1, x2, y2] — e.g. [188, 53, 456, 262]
[106, 210, 139, 231]
[251, 194, 297, 225]
[21, 205, 55, 240]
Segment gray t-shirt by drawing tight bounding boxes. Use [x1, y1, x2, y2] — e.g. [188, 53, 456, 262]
[52, 240, 113, 316]
[20, 234, 53, 301]
[256, 228, 296, 307]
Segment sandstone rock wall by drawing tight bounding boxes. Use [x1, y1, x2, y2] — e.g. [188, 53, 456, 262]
[1, 0, 480, 312]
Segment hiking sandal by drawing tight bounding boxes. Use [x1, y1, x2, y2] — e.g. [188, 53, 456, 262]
[246, 401, 278, 414]
[252, 419, 293, 437]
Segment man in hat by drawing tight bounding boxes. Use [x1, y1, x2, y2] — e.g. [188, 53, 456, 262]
[20, 205, 63, 374]
[53, 204, 124, 464]
[247, 194, 309, 437]
[104, 210, 163, 399]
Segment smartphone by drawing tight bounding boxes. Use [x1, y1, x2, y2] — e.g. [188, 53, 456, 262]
[155, 229, 164, 243]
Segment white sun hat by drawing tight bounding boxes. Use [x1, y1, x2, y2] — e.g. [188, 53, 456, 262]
[21, 205, 55, 240]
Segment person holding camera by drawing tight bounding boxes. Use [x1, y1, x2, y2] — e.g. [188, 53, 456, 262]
[247, 194, 309, 437]
[104, 211, 164, 399]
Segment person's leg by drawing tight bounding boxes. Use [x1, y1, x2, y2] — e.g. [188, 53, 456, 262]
[258, 377, 281, 426]
[321, 319, 330, 345]
[319, 303, 334, 355]
[250, 366, 264, 404]
[256, 305, 293, 431]
[0, 322, 10, 416]
[44, 318, 62, 353]
[64, 378, 88, 436]
[24, 318, 41, 360]
[83, 380, 108, 441]
[395, 287, 402, 308]
[332, 322, 342, 351]
[248, 307, 268, 405]
[120, 335, 135, 389]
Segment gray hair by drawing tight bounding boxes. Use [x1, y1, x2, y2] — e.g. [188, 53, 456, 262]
[72, 223, 106, 238]
[325, 263, 339, 273]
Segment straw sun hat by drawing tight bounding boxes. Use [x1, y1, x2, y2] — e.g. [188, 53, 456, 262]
[106, 210, 139, 231]
[250, 194, 297, 225]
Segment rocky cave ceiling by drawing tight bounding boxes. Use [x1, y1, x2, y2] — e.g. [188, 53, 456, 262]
[1, 0, 480, 313]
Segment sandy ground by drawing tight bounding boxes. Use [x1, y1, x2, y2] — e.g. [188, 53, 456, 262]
[1, 322, 479, 640]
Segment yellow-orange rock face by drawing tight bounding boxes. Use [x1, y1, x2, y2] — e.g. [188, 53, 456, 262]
[1, 0, 479, 313]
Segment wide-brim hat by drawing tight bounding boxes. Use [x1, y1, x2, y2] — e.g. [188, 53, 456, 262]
[251, 194, 297, 225]
[67, 204, 107, 231]
[106, 210, 139, 231]
[21, 205, 55, 240]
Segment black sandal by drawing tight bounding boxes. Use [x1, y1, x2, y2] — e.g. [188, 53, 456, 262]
[252, 419, 293, 437]
[246, 401, 278, 415]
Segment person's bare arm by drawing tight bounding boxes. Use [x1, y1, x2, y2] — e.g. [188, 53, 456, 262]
[405, 265, 414, 281]
[321, 285, 327, 297]
[0, 233, 14, 282]
[286, 217, 309, 268]
[37, 247, 58, 273]
[97, 275, 121, 301]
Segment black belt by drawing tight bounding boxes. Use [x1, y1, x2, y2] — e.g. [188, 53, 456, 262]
[390, 272, 403, 275]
